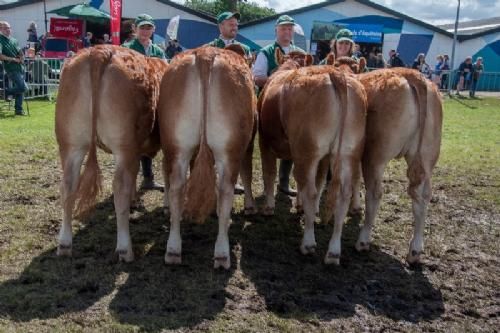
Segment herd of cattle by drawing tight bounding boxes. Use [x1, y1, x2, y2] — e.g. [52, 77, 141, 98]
[54, 45, 442, 269]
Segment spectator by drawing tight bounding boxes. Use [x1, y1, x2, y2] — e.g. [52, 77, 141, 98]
[0, 20, 28, 116]
[318, 28, 357, 65]
[412, 53, 430, 77]
[352, 43, 363, 58]
[122, 13, 166, 190]
[27, 21, 37, 43]
[83, 31, 93, 48]
[253, 14, 306, 196]
[456, 56, 473, 96]
[388, 49, 405, 68]
[440, 54, 450, 90]
[374, 52, 386, 68]
[165, 39, 182, 59]
[432, 55, 443, 86]
[470, 57, 484, 98]
[102, 33, 112, 44]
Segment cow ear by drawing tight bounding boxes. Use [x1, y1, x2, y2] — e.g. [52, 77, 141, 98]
[305, 54, 313, 66]
[359, 57, 367, 72]
[275, 47, 285, 65]
[326, 52, 335, 65]
[224, 44, 246, 58]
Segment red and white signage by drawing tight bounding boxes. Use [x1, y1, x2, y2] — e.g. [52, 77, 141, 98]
[50, 18, 83, 38]
[110, 0, 122, 45]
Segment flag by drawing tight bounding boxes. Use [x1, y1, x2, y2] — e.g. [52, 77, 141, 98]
[294, 23, 305, 36]
[166, 15, 180, 40]
[109, 0, 122, 45]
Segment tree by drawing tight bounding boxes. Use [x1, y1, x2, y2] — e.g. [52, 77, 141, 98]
[184, 0, 276, 23]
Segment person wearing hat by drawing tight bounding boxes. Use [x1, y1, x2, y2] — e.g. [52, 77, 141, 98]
[319, 28, 357, 65]
[122, 14, 166, 190]
[253, 14, 306, 197]
[208, 11, 251, 57]
[0, 20, 28, 116]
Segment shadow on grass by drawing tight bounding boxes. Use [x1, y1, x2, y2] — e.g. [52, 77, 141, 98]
[0, 194, 232, 331]
[239, 211, 444, 323]
[449, 95, 479, 109]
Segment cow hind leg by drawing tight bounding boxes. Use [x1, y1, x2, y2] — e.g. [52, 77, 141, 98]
[113, 153, 139, 262]
[349, 163, 363, 217]
[325, 156, 354, 265]
[213, 157, 239, 269]
[259, 137, 276, 216]
[406, 157, 432, 265]
[294, 158, 319, 255]
[314, 155, 330, 215]
[259, 136, 277, 216]
[164, 154, 190, 265]
[240, 139, 256, 215]
[356, 162, 385, 252]
[57, 147, 87, 257]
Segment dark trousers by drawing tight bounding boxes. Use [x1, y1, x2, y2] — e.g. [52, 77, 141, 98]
[141, 156, 153, 178]
[5, 71, 27, 113]
[279, 159, 293, 188]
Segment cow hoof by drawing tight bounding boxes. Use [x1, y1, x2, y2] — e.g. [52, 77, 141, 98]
[324, 252, 340, 265]
[406, 250, 422, 265]
[165, 252, 182, 265]
[262, 207, 275, 216]
[244, 206, 257, 216]
[214, 256, 230, 270]
[355, 241, 370, 252]
[116, 249, 134, 262]
[57, 244, 72, 257]
[300, 244, 316, 255]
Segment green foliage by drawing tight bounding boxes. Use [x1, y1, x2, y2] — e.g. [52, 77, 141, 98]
[183, 0, 276, 23]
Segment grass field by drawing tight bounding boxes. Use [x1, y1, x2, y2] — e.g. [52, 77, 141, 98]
[0, 97, 499, 332]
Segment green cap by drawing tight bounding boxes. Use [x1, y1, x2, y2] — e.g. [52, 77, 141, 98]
[336, 28, 353, 43]
[135, 14, 155, 28]
[217, 12, 241, 24]
[275, 15, 295, 26]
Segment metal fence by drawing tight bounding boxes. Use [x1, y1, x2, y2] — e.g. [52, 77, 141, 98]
[2, 58, 500, 104]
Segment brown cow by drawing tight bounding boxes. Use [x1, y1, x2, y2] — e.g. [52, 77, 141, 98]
[352, 68, 443, 264]
[157, 46, 255, 269]
[258, 64, 367, 265]
[55, 45, 168, 262]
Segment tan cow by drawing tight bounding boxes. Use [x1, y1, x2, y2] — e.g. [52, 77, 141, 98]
[55, 45, 168, 262]
[157, 46, 255, 269]
[352, 68, 443, 264]
[258, 64, 367, 265]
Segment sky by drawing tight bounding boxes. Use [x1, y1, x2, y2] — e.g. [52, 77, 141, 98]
[173, 0, 500, 25]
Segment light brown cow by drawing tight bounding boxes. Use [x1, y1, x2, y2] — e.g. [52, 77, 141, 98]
[157, 46, 255, 269]
[352, 68, 443, 264]
[55, 45, 168, 262]
[258, 64, 367, 265]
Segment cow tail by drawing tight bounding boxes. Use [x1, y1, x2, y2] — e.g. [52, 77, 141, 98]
[322, 70, 348, 222]
[184, 52, 217, 223]
[405, 72, 428, 198]
[73, 47, 113, 218]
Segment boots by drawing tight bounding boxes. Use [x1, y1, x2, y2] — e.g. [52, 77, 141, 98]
[277, 159, 297, 197]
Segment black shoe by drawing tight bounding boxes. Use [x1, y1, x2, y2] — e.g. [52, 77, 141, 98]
[234, 183, 245, 195]
[15, 111, 26, 116]
[278, 185, 297, 197]
[5, 95, 13, 102]
[140, 177, 164, 191]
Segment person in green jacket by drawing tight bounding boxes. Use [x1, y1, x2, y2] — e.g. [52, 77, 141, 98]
[207, 12, 252, 58]
[253, 15, 306, 197]
[122, 14, 165, 191]
[0, 21, 28, 116]
[319, 28, 360, 65]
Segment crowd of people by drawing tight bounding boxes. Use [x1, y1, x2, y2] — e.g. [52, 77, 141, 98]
[1, 14, 489, 118]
